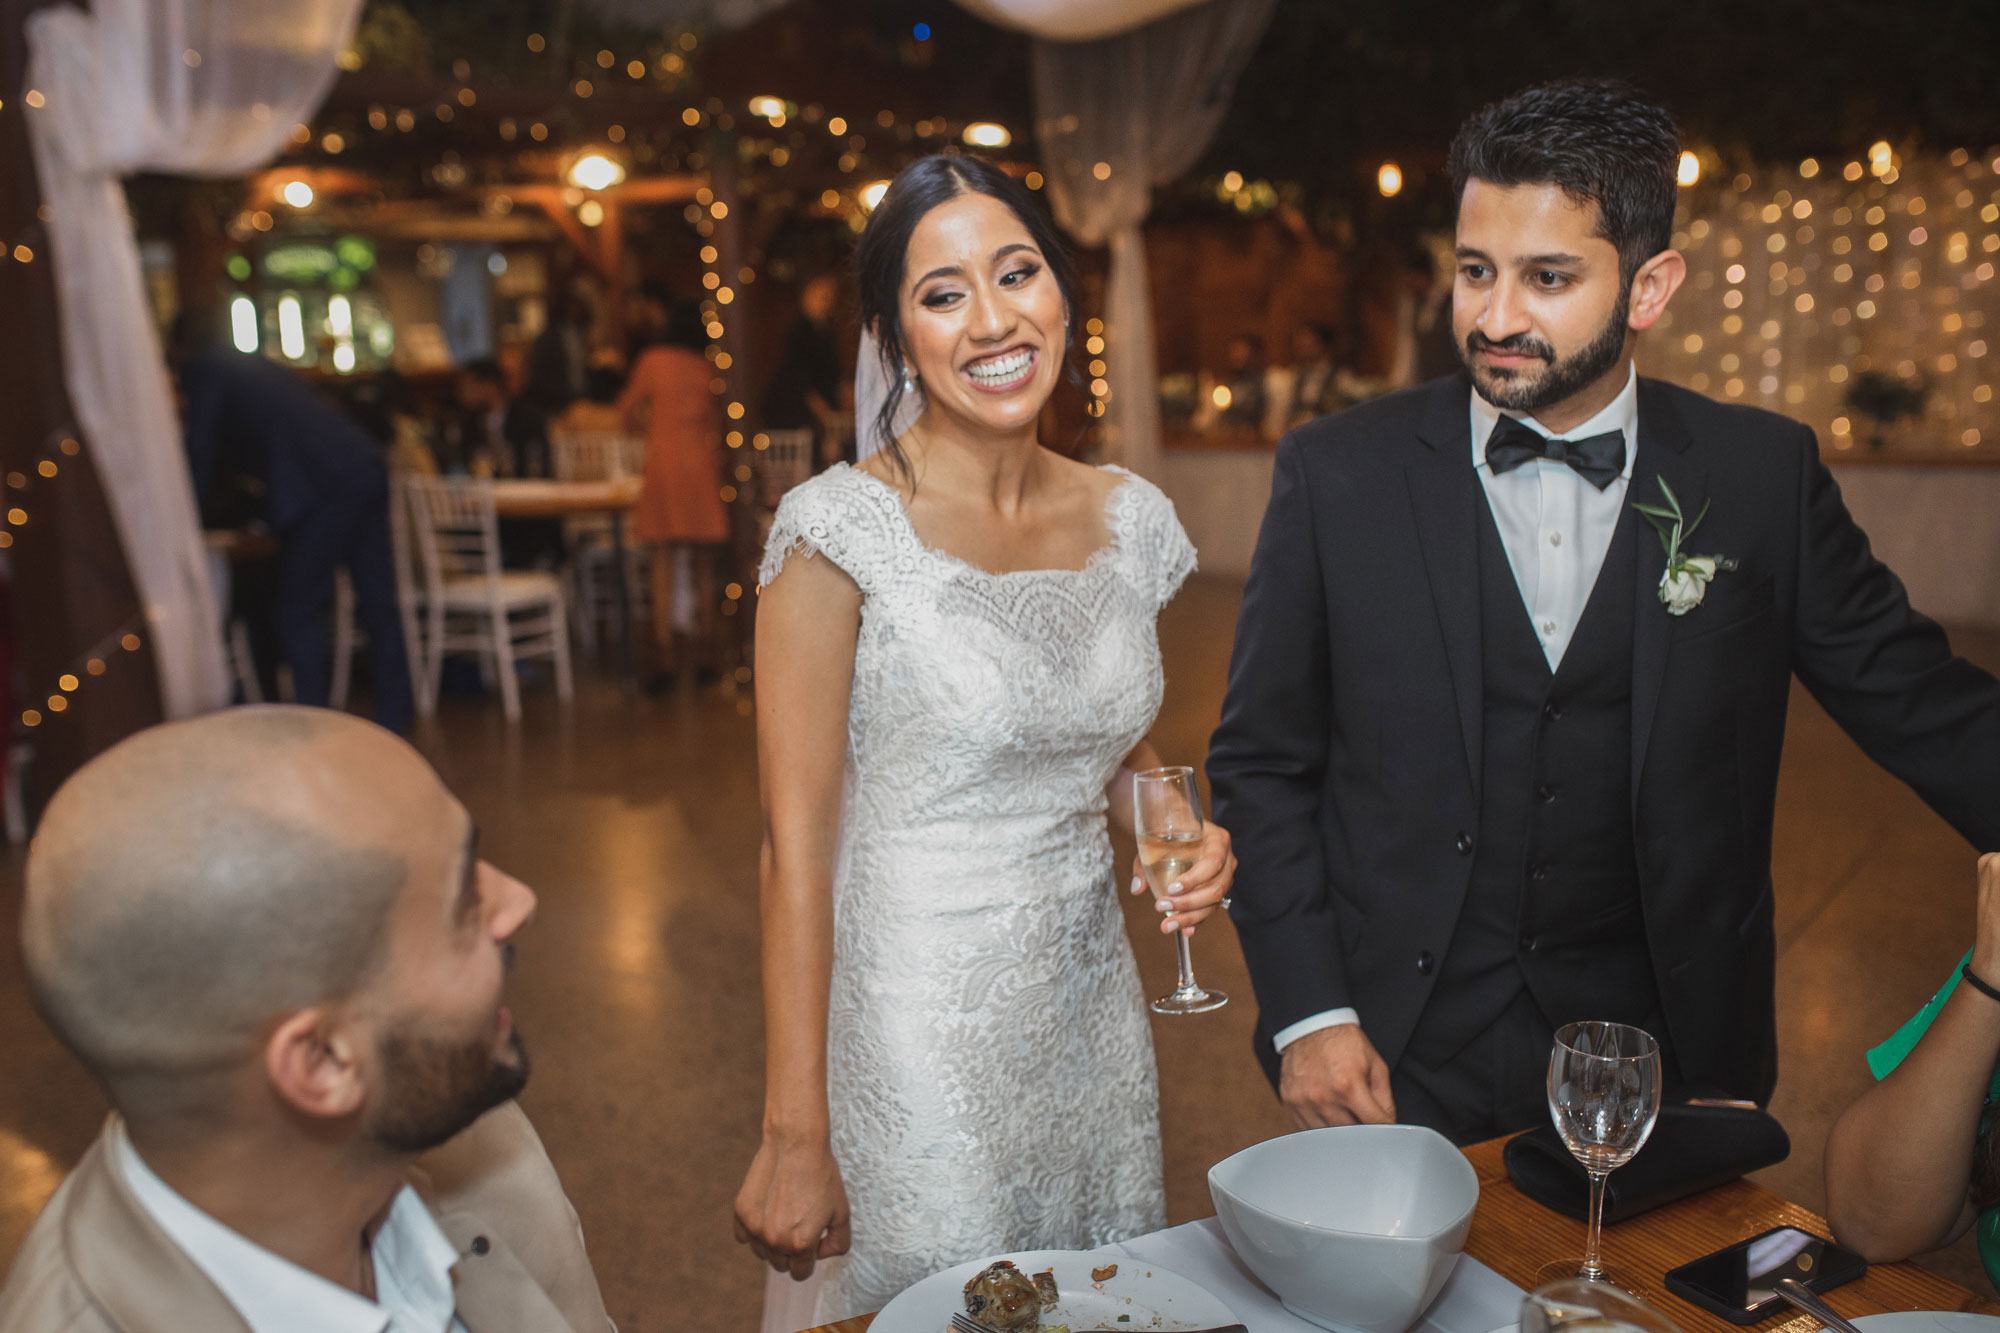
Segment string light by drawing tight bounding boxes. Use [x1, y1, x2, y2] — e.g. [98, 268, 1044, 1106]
[19, 614, 143, 729]
[1661, 140, 1995, 452]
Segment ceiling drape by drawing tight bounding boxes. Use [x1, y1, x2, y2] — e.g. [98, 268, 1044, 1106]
[25, 0, 364, 717]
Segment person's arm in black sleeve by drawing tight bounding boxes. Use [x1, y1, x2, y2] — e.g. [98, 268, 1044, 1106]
[1791, 429, 2000, 850]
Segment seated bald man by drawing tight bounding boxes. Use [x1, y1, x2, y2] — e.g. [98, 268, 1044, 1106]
[0, 706, 612, 1333]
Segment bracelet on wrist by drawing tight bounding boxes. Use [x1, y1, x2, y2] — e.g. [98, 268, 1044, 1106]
[1961, 960, 2000, 1005]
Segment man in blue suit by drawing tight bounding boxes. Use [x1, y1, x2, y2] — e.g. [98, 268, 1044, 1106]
[180, 348, 413, 733]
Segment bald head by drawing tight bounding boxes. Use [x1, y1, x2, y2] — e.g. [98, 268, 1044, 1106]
[22, 707, 455, 1109]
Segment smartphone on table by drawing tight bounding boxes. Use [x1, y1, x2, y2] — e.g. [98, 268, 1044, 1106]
[1663, 1225, 1867, 1324]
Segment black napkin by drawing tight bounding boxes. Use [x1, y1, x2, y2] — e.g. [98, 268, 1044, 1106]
[1503, 1100, 1791, 1223]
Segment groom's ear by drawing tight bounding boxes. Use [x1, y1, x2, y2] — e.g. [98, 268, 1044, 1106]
[1626, 248, 1688, 333]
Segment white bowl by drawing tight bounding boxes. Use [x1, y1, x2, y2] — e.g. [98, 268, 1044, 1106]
[1208, 1123, 1480, 1333]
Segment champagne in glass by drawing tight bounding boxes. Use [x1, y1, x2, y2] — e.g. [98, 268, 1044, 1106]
[1139, 829, 1203, 900]
[1544, 1022, 1663, 1288]
[1131, 767, 1227, 1016]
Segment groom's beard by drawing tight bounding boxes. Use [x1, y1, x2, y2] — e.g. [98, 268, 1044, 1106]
[1460, 289, 1629, 414]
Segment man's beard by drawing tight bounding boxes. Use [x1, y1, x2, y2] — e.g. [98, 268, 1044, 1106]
[368, 1019, 530, 1154]
[1459, 289, 1629, 413]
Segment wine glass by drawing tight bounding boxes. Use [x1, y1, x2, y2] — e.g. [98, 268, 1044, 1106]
[1544, 1021, 1662, 1287]
[1522, 1278, 1686, 1333]
[1132, 767, 1228, 1016]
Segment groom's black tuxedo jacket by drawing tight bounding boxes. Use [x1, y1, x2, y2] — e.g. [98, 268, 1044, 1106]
[1208, 372, 2000, 1103]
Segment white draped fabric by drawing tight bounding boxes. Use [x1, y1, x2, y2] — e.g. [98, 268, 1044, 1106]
[1029, 0, 1274, 478]
[25, 0, 363, 718]
[951, 0, 1209, 42]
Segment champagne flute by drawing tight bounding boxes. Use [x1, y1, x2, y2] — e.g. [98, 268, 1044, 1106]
[1132, 766, 1228, 1016]
[1544, 1022, 1662, 1288]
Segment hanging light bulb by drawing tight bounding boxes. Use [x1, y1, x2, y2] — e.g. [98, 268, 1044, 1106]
[566, 153, 626, 191]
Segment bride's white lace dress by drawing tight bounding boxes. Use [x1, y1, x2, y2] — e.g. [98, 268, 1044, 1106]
[758, 462, 1194, 1323]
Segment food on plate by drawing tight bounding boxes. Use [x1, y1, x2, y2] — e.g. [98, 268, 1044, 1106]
[1090, 1263, 1118, 1282]
[1032, 1269, 1059, 1307]
[963, 1260, 1041, 1330]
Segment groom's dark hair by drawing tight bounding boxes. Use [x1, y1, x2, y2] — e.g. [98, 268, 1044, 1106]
[1447, 78, 1681, 287]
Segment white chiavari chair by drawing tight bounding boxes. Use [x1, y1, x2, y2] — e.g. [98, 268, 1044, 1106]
[403, 476, 573, 721]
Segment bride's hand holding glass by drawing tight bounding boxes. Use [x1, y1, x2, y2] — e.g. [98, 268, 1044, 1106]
[1128, 814, 1235, 935]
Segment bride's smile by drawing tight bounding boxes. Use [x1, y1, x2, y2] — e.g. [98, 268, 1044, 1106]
[898, 191, 1069, 441]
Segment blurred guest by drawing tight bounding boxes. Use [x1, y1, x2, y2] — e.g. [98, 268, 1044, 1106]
[627, 279, 675, 349]
[525, 289, 592, 417]
[1390, 241, 1458, 389]
[761, 273, 848, 468]
[618, 301, 730, 690]
[1267, 322, 1374, 436]
[0, 705, 612, 1331]
[179, 347, 413, 734]
[440, 358, 523, 476]
[1218, 332, 1266, 429]
[1826, 853, 2000, 1274]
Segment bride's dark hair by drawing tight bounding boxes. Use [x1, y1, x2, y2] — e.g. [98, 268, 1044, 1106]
[852, 153, 1082, 478]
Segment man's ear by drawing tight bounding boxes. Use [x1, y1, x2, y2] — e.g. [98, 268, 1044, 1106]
[264, 1007, 368, 1121]
[1628, 248, 1687, 331]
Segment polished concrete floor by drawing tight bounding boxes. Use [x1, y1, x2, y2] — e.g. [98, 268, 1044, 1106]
[2, 577, 1998, 1328]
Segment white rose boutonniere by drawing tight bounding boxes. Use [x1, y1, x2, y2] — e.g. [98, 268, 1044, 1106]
[1633, 477, 1737, 617]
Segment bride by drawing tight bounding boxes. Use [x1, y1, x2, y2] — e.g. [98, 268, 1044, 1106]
[734, 152, 1235, 1327]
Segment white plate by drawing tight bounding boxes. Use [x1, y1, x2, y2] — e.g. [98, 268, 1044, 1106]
[870, 1247, 1239, 1333]
[1852, 1316, 2000, 1333]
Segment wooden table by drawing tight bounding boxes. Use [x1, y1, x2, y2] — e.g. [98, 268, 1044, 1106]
[489, 478, 643, 686]
[804, 1134, 1997, 1333]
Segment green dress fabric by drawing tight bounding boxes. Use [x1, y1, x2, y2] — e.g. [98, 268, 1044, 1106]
[1866, 948, 2000, 1289]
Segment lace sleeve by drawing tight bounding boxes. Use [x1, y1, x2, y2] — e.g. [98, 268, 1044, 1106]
[758, 469, 897, 596]
[1113, 474, 1198, 610]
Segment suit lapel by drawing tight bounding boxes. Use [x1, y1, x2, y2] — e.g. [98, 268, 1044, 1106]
[1407, 374, 1483, 797]
[1629, 378, 1706, 799]
[436, 1205, 580, 1333]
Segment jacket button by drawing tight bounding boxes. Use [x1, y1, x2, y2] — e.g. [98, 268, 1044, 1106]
[1416, 950, 1436, 976]
[1542, 701, 1563, 722]
[470, 1235, 490, 1256]
[1536, 784, 1557, 804]
[1519, 934, 1539, 953]
[1530, 864, 1551, 883]
[1455, 832, 1474, 856]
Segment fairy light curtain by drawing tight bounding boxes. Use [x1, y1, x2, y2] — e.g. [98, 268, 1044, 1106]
[1027, 0, 1275, 479]
[25, 0, 364, 718]
[1646, 147, 1998, 455]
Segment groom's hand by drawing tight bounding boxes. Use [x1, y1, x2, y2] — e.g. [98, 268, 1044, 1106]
[1280, 1024, 1396, 1129]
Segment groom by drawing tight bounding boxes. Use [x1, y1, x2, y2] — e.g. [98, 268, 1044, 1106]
[1208, 78, 2000, 1144]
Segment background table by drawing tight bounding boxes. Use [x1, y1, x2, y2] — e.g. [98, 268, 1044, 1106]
[488, 478, 643, 686]
[803, 1134, 1998, 1333]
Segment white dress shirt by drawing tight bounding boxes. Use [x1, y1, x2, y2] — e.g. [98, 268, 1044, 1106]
[110, 1122, 468, 1333]
[1271, 362, 1640, 1054]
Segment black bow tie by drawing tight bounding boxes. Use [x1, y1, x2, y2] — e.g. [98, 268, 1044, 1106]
[1484, 417, 1626, 491]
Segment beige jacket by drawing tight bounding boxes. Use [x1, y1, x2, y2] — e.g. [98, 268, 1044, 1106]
[0, 1103, 614, 1333]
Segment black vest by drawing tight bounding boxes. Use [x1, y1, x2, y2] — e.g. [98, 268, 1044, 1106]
[1404, 490, 1661, 1064]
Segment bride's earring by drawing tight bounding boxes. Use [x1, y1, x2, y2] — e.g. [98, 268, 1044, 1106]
[902, 365, 919, 393]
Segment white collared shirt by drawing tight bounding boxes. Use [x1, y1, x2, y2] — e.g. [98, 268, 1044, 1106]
[110, 1122, 468, 1333]
[1469, 360, 1639, 670]
[1271, 362, 1640, 1054]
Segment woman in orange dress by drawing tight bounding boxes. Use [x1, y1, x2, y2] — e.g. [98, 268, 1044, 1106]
[618, 301, 730, 689]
